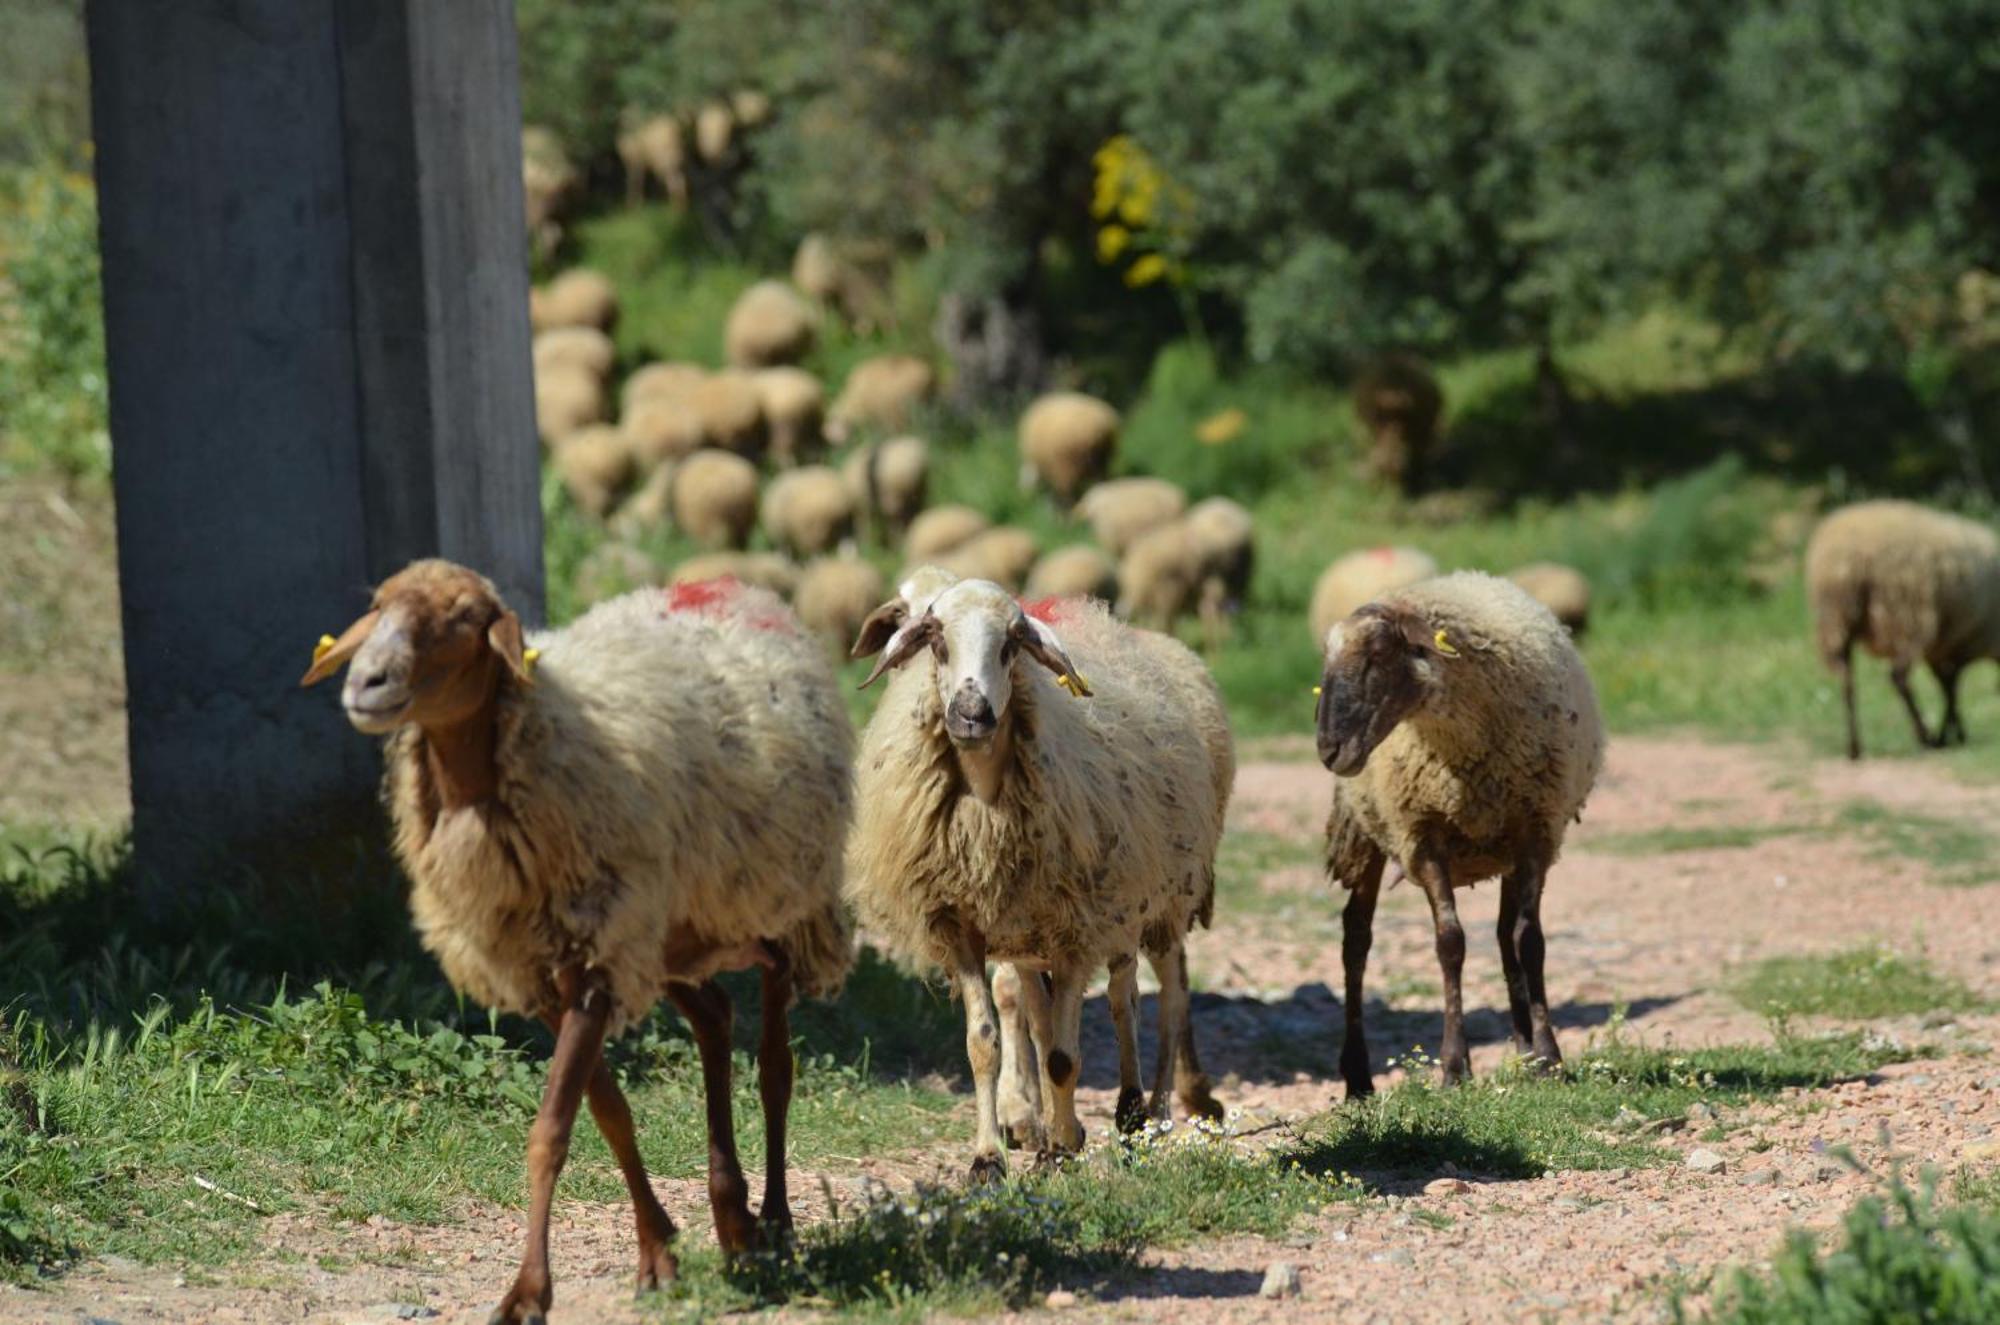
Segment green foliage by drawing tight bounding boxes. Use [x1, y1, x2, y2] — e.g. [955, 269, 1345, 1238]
[1835, 801, 1999, 887]
[1687, 1174, 2000, 1324]
[1731, 947, 1984, 1021]
[0, 157, 107, 480]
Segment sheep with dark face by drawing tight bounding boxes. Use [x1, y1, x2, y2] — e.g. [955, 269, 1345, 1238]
[1317, 572, 1602, 1096]
[302, 561, 852, 1322]
[847, 573, 1231, 1174]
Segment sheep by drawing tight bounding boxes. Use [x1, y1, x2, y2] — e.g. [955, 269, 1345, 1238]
[534, 268, 620, 334]
[931, 527, 1039, 592]
[301, 560, 853, 1319]
[623, 362, 709, 414]
[792, 233, 844, 307]
[847, 577, 1231, 1173]
[729, 88, 773, 130]
[1026, 545, 1117, 601]
[827, 355, 935, 442]
[694, 100, 736, 165]
[1076, 477, 1187, 559]
[1317, 571, 1603, 1095]
[617, 113, 688, 209]
[752, 367, 826, 467]
[1805, 500, 2000, 759]
[621, 395, 706, 470]
[724, 281, 818, 370]
[521, 126, 580, 259]
[533, 327, 617, 383]
[1019, 392, 1119, 509]
[1308, 546, 1439, 648]
[551, 425, 637, 518]
[1118, 497, 1256, 649]
[841, 434, 930, 541]
[1352, 352, 1443, 493]
[1507, 562, 1593, 637]
[760, 466, 857, 559]
[689, 371, 769, 462]
[903, 504, 989, 562]
[670, 552, 801, 598]
[794, 555, 888, 649]
[670, 450, 761, 549]
[535, 364, 607, 445]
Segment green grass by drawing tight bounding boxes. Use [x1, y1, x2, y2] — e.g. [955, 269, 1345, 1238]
[1588, 823, 1808, 856]
[1836, 800, 2000, 887]
[1730, 947, 1984, 1021]
[1211, 830, 1324, 917]
[1686, 1175, 2000, 1324]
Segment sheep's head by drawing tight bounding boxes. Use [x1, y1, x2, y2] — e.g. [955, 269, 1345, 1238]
[1316, 601, 1454, 776]
[300, 559, 533, 735]
[853, 572, 1087, 747]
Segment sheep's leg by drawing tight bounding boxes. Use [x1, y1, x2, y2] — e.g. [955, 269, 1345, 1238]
[1106, 955, 1147, 1134]
[947, 935, 1008, 1180]
[493, 976, 609, 1325]
[582, 1061, 680, 1293]
[994, 964, 1046, 1150]
[1833, 643, 1861, 760]
[1495, 878, 1535, 1058]
[1412, 854, 1471, 1086]
[1507, 855, 1562, 1070]
[1936, 662, 1967, 746]
[1164, 944, 1226, 1122]
[756, 953, 796, 1236]
[1890, 662, 1939, 749]
[666, 980, 760, 1256]
[1016, 965, 1065, 1155]
[1044, 968, 1088, 1153]
[1338, 856, 1385, 1100]
[1144, 946, 1186, 1125]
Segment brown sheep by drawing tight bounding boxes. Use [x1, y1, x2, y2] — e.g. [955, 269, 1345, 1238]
[1353, 352, 1443, 493]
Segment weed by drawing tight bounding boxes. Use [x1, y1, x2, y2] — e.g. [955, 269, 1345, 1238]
[1836, 801, 1998, 887]
[1730, 946, 1983, 1021]
[1586, 823, 1806, 856]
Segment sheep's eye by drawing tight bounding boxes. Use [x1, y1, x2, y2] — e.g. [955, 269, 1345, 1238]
[1000, 638, 1019, 663]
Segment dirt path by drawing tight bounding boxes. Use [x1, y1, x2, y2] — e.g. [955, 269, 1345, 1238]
[10, 736, 2000, 1325]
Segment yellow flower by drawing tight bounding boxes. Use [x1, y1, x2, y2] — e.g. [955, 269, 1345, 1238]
[1096, 223, 1131, 262]
[1196, 407, 1247, 445]
[1124, 254, 1169, 288]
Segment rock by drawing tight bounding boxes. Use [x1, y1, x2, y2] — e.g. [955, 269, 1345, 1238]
[1423, 1177, 1471, 1197]
[1920, 1009, 1957, 1030]
[1260, 1262, 1303, 1300]
[1550, 1197, 1584, 1214]
[1686, 1148, 1728, 1175]
[1612, 1106, 1645, 1130]
[1686, 1102, 1716, 1124]
[1962, 1139, 2000, 1162]
[1369, 1249, 1415, 1268]
[1812, 1160, 1847, 1183]
[1738, 1169, 1779, 1187]
[1045, 1289, 1078, 1309]
[1905, 1073, 1935, 1086]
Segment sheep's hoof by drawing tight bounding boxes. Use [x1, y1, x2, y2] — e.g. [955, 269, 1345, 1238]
[968, 1151, 1007, 1184]
[1179, 1083, 1227, 1124]
[635, 1242, 680, 1295]
[1114, 1086, 1148, 1135]
[487, 1300, 548, 1325]
[1003, 1117, 1046, 1151]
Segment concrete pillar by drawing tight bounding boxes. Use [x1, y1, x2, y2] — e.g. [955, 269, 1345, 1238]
[86, 0, 542, 896]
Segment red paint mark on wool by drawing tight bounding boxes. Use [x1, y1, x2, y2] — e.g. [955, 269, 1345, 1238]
[1369, 546, 1396, 562]
[664, 578, 739, 614]
[1019, 596, 1068, 624]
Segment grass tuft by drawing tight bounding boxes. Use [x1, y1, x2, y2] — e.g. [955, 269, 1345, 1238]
[1730, 946, 1983, 1021]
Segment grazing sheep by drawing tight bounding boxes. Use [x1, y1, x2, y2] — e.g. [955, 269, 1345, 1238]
[794, 555, 888, 649]
[1508, 562, 1593, 637]
[521, 126, 580, 260]
[621, 396, 706, 470]
[752, 367, 826, 467]
[729, 88, 773, 130]
[670, 552, 801, 598]
[694, 100, 735, 164]
[1317, 572, 1603, 1095]
[760, 466, 857, 559]
[623, 362, 709, 414]
[1119, 498, 1256, 648]
[551, 425, 637, 518]
[932, 527, 1039, 592]
[724, 281, 818, 370]
[792, 233, 844, 306]
[302, 561, 853, 1320]
[841, 434, 930, 541]
[1806, 500, 2000, 759]
[533, 327, 617, 383]
[618, 113, 687, 209]
[535, 268, 620, 334]
[827, 355, 935, 442]
[1308, 546, 1439, 648]
[848, 579, 1232, 1172]
[903, 504, 989, 561]
[1077, 477, 1187, 559]
[1027, 545, 1117, 601]
[690, 371, 769, 462]
[1353, 352, 1443, 493]
[672, 450, 760, 549]
[536, 364, 607, 445]
[1020, 392, 1119, 509]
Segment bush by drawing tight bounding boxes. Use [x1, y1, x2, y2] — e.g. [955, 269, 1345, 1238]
[0, 157, 107, 480]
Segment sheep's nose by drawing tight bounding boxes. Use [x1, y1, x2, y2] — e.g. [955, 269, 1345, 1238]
[947, 689, 996, 734]
[353, 666, 392, 695]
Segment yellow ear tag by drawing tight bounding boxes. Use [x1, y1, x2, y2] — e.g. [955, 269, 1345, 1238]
[1057, 671, 1089, 698]
[313, 634, 336, 663]
[1433, 630, 1460, 658]
[1312, 685, 1322, 696]
[522, 647, 541, 676]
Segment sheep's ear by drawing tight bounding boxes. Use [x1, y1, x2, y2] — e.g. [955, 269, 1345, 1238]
[1017, 617, 1091, 697]
[850, 599, 907, 659]
[487, 611, 535, 685]
[857, 614, 933, 690]
[1390, 608, 1455, 658]
[300, 610, 381, 687]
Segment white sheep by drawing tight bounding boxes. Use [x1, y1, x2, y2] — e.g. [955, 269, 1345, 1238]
[1308, 545, 1438, 647]
[1317, 571, 1603, 1095]
[551, 425, 636, 518]
[1019, 392, 1119, 509]
[1507, 562, 1592, 637]
[724, 281, 817, 370]
[903, 504, 989, 562]
[670, 551, 800, 598]
[533, 327, 616, 383]
[621, 395, 706, 470]
[752, 367, 826, 467]
[760, 466, 857, 559]
[847, 577, 1232, 1172]
[929, 526, 1038, 592]
[690, 371, 769, 462]
[533, 268, 619, 334]
[794, 555, 888, 650]
[1026, 545, 1117, 601]
[622, 361, 708, 414]
[1806, 500, 2000, 758]
[302, 560, 852, 1320]
[1076, 477, 1187, 559]
[535, 363, 607, 445]
[827, 355, 935, 442]
[840, 435, 930, 541]
[1117, 497, 1255, 648]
